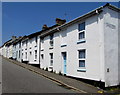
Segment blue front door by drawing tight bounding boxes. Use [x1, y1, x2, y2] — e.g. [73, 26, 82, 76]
[62, 52, 67, 74]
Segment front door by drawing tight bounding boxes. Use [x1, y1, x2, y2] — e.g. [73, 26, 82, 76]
[62, 52, 67, 75]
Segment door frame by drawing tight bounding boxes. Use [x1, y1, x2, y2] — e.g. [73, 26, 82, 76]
[62, 52, 67, 75]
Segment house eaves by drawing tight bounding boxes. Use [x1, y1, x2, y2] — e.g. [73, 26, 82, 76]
[13, 36, 25, 45]
[40, 3, 120, 38]
[28, 24, 59, 39]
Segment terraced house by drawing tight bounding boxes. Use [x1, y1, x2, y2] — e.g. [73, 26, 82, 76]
[1, 3, 120, 87]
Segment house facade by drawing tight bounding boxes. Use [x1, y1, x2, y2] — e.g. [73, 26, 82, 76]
[27, 35, 40, 64]
[1, 3, 119, 87]
[0, 46, 2, 56]
[39, 4, 120, 87]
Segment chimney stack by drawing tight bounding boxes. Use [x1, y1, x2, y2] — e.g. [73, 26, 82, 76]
[42, 24, 48, 30]
[12, 36, 16, 40]
[56, 18, 66, 25]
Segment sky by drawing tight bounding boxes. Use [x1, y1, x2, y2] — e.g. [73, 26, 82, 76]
[2, 2, 119, 44]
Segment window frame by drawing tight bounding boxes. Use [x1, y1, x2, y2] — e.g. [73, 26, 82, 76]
[35, 36, 38, 44]
[34, 50, 37, 61]
[49, 34, 54, 47]
[78, 49, 86, 69]
[78, 22, 86, 41]
[49, 53, 53, 67]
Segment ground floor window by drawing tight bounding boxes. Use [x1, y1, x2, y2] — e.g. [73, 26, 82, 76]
[25, 52, 27, 59]
[78, 49, 86, 68]
[30, 51, 32, 55]
[50, 53, 53, 66]
[35, 50, 37, 61]
[41, 54, 44, 59]
[19, 50, 20, 58]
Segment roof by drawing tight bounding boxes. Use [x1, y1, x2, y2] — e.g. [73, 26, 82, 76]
[28, 24, 59, 39]
[1, 3, 119, 47]
[2, 39, 12, 47]
[40, 3, 120, 37]
[13, 36, 25, 45]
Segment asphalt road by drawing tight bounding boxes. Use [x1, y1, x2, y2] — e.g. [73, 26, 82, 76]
[2, 57, 75, 93]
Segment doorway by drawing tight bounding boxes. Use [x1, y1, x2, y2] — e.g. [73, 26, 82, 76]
[62, 52, 67, 75]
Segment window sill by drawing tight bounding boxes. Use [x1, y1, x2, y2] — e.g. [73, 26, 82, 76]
[77, 39, 86, 44]
[49, 47, 53, 49]
[41, 49, 44, 51]
[49, 66, 53, 69]
[77, 68, 86, 72]
[61, 44, 67, 47]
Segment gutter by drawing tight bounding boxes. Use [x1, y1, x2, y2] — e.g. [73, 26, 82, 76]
[39, 3, 120, 38]
[39, 36, 41, 68]
[40, 7, 103, 38]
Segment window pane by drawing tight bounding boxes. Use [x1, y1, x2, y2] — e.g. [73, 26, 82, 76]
[79, 32, 85, 39]
[79, 60, 85, 67]
[35, 50, 37, 59]
[50, 60, 53, 66]
[50, 53, 53, 59]
[50, 34, 54, 40]
[79, 50, 85, 58]
[35, 37, 37, 43]
[78, 22, 85, 31]
[41, 54, 44, 59]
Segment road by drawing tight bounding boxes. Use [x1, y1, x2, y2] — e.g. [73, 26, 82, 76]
[2, 57, 75, 93]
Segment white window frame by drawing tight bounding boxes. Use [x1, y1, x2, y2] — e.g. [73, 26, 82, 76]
[78, 22, 85, 41]
[49, 34, 54, 47]
[78, 49, 86, 69]
[50, 53, 53, 67]
[34, 50, 37, 61]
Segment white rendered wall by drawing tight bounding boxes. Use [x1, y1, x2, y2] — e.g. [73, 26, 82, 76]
[104, 7, 119, 87]
[22, 40, 29, 62]
[41, 12, 105, 81]
[15, 42, 22, 62]
[28, 36, 40, 64]
[28, 37, 40, 64]
[7, 45, 13, 58]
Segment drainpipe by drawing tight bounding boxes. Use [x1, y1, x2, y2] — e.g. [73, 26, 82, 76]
[39, 36, 41, 68]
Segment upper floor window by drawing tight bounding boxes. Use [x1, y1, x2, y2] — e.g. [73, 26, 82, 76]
[35, 36, 37, 43]
[26, 40, 28, 47]
[78, 22, 85, 31]
[41, 38, 44, 43]
[50, 34, 54, 47]
[19, 42, 21, 48]
[77, 22, 86, 44]
[50, 34, 54, 41]
[79, 32, 85, 40]
[30, 39, 32, 44]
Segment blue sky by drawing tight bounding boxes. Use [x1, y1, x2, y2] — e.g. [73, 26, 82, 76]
[2, 2, 119, 44]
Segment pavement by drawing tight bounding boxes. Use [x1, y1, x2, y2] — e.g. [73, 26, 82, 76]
[2, 56, 104, 93]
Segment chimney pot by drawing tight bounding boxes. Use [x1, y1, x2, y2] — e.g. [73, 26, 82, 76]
[56, 18, 66, 25]
[42, 24, 48, 30]
[12, 36, 16, 40]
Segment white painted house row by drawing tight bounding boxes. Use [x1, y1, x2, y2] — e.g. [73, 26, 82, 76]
[1, 3, 120, 87]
